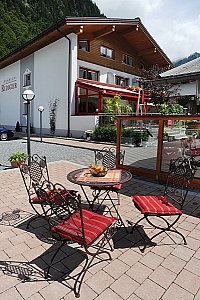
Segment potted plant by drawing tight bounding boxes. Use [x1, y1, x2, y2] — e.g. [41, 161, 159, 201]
[8, 152, 28, 168]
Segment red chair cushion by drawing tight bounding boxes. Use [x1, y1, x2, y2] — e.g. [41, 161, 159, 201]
[91, 184, 121, 191]
[51, 209, 116, 246]
[191, 148, 200, 156]
[132, 195, 182, 215]
[31, 189, 68, 204]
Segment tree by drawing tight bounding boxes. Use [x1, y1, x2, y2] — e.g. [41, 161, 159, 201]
[103, 94, 132, 125]
[138, 65, 179, 111]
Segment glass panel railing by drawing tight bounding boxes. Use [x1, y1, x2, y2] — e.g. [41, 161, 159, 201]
[161, 119, 200, 179]
[121, 119, 159, 170]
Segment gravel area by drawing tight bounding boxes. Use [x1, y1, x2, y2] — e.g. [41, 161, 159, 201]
[0, 138, 94, 171]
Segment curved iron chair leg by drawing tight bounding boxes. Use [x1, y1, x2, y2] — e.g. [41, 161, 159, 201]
[146, 215, 187, 245]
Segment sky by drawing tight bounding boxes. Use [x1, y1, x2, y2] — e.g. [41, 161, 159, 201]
[94, 0, 200, 62]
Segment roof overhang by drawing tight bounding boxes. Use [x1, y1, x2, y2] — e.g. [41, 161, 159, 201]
[154, 72, 200, 84]
[0, 17, 172, 70]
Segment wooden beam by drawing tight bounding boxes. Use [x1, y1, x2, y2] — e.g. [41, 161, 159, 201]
[138, 47, 156, 56]
[93, 25, 116, 39]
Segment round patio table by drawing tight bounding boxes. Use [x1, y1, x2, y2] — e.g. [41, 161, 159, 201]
[67, 168, 132, 229]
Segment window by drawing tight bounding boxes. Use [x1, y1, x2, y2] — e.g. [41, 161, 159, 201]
[122, 54, 133, 66]
[79, 40, 89, 51]
[115, 76, 129, 87]
[79, 67, 99, 81]
[23, 68, 32, 87]
[100, 46, 114, 59]
[77, 88, 99, 114]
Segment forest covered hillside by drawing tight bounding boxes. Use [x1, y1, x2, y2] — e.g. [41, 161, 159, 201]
[0, 0, 104, 59]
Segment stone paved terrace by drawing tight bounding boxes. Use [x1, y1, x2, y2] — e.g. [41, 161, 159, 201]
[0, 158, 200, 300]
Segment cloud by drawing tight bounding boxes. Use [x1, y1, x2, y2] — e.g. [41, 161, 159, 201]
[94, 0, 200, 61]
[95, 0, 162, 19]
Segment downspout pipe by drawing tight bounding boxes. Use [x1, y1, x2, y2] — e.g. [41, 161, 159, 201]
[56, 27, 71, 137]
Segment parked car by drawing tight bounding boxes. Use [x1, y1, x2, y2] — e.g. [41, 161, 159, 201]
[0, 127, 14, 141]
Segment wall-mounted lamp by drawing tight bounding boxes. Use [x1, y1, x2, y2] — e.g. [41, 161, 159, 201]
[136, 25, 139, 31]
[112, 25, 116, 32]
[154, 48, 157, 53]
[79, 25, 84, 33]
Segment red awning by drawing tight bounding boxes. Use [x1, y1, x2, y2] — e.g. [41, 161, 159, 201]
[76, 78, 141, 100]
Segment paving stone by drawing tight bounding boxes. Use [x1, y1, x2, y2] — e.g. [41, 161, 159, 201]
[161, 254, 186, 274]
[94, 288, 122, 300]
[127, 294, 142, 300]
[134, 278, 165, 300]
[0, 287, 23, 300]
[151, 244, 174, 258]
[4, 242, 30, 258]
[162, 283, 194, 300]
[27, 293, 45, 300]
[194, 248, 200, 260]
[126, 262, 152, 284]
[189, 229, 200, 241]
[64, 283, 97, 300]
[118, 249, 142, 266]
[175, 269, 200, 294]
[39, 281, 70, 300]
[171, 245, 195, 261]
[185, 236, 200, 251]
[139, 251, 164, 270]
[149, 265, 177, 289]
[16, 280, 49, 299]
[0, 275, 19, 294]
[110, 274, 140, 299]
[194, 289, 200, 299]
[86, 270, 114, 294]
[0, 238, 13, 251]
[185, 258, 200, 277]
[103, 258, 129, 279]
[22, 245, 46, 261]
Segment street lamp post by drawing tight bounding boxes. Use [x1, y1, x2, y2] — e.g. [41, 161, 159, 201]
[22, 89, 35, 165]
[38, 106, 44, 142]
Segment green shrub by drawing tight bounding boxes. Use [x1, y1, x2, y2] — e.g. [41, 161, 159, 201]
[93, 126, 117, 142]
[122, 128, 148, 141]
[8, 152, 28, 162]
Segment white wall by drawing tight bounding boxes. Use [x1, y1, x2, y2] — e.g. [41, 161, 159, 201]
[171, 82, 197, 96]
[70, 115, 98, 137]
[77, 60, 139, 85]
[70, 33, 78, 115]
[34, 37, 69, 132]
[0, 61, 20, 127]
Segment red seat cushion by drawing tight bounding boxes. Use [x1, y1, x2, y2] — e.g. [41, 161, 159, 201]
[51, 209, 116, 246]
[91, 184, 121, 191]
[191, 148, 200, 156]
[132, 195, 182, 215]
[31, 189, 68, 204]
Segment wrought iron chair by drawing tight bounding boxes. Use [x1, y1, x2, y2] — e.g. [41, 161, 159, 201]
[130, 157, 196, 252]
[35, 181, 116, 298]
[19, 154, 77, 227]
[90, 147, 125, 224]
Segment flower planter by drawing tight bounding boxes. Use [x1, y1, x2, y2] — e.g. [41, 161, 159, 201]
[11, 160, 25, 168]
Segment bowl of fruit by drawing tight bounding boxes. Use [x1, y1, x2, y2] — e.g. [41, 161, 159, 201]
[89, 164, 107, 177]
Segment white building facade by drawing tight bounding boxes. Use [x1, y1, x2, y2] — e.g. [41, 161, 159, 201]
[0, 17, 172, 137]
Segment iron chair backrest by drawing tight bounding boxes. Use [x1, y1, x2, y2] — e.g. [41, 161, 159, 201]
[20, 154, 50, 200]
[164, 157, 196, 208]
[94, 147, 125, 169]
[35, 181, 84, 239]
